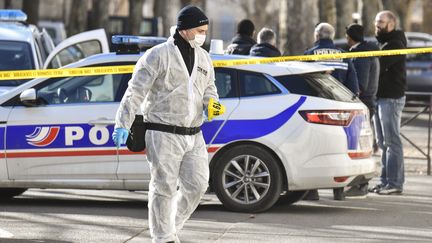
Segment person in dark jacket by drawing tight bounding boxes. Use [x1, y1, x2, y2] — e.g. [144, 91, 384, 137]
[369, 11, 407, 195]
[250, 27, 281, 57]
[303, 23, 359, 201]
[344, 23, 380, 197]
[226, 19, 256, 55]
[304, 23, 359, 95]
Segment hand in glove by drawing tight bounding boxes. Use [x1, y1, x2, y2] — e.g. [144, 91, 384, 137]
[112, 128, 129, 147]
[207, 97, 225, 121]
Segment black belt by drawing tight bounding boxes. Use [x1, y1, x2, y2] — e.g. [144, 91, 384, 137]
[145, 122, 201, 135]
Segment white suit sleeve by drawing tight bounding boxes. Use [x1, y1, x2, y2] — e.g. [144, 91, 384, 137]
[203, 59, 219, 108]
[115, 49, 160, 129]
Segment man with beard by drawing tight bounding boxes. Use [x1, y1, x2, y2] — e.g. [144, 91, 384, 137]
[369, 10, 407, 195]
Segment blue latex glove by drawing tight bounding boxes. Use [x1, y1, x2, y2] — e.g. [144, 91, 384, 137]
[112, 128, 129, 147]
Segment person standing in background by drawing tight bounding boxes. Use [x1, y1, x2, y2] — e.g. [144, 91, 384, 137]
[369, 10, 407, 195]
[344, 23, 380, 197]
[303, 22, 359, 201]
[249, 27, 281, 57]
[226, 19, 257, 55]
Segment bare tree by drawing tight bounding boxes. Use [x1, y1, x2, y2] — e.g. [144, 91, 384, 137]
[89, 0, 110, 31]
[362, 0, 383, 36]
[236, 0, 277, 32]
[4, 0, 13, 9]
[67, 0, 88, 36]
[335, 0, 355, 39]
[153, 0, 179, 37]
[319, 0, 336, 27]
[423, 0, 432, 34]
[129, 0, 145, 35]
[22, 0, 40, 25]
[279, 0, 318, 55]
[179, 0, 206, 9]
[382, 0, 415, 31]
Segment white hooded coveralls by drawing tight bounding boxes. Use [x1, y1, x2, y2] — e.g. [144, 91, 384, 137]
[115, 36, 218, 243]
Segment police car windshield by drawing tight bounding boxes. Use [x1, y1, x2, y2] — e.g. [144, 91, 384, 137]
[0, 40, 33, 86]
[0, 40, 34, 70]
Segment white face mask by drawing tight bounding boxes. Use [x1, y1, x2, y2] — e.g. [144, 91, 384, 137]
[189, 34, 206, 48]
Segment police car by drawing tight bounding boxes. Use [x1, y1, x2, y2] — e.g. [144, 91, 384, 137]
[0, 36, 375, 213]
[0, 9, 109, 94]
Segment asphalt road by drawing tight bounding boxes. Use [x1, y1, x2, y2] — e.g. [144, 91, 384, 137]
[0, 175, 431, 243]
[0, 107, 431, 243]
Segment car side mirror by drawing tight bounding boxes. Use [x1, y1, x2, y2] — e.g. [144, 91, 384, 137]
[20, 88, 38, 107]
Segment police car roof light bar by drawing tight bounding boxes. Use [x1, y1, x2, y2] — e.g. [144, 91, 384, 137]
[0, 9, 27, 22]
[112, 35, 167, 47]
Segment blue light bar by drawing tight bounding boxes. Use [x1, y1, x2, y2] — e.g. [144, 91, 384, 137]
[112, 35, 167, 46]
[0, 9, 27, 22]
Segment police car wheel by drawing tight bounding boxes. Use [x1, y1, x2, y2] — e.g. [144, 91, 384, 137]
[213, 145, 283, 213]
[0, 188, 27, 200]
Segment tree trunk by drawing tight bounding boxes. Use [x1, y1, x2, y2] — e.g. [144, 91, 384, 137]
[67, 0, 88, 36]
[89, 0, 110, 31]
[4, 0, 13, 9]
[423, 0, 432, 34]
[335, 0, 355, 39]
[22, 0, 40, 25]
[382, 0, 415, 31]
[179, 0, 205, 9]
[153, 0, 179, 37]
[279, 0, 318, 55]
[362, 0, 383, 36]
[319, 0, 336, 27]
[128, 0, 145, 35]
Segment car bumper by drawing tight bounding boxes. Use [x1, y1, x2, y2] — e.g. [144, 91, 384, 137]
[287, 154, 376, 190]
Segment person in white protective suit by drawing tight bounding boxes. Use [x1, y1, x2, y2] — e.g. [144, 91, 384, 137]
[112, 5, 220, 243]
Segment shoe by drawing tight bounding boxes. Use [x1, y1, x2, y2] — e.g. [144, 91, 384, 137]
[345, 184, 368, 197]
[378, 186, 403, 195]
[303, 189, 319, 200]
[333, 188, 345, 200]
[368, 184, 385, 193]
[373, 142, 379, 153]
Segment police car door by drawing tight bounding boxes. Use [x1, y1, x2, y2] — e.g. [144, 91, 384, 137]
[5, 73, 124, 181]
[43, 29, 109, 69]
[202, 68, 240, 149]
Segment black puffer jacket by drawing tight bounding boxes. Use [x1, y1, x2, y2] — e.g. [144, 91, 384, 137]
[249, 43, 281, 57]
[376, 30, 407, 99]
[226, 34, 256, 55]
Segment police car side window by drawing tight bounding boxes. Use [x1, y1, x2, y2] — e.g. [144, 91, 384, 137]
[47, 41, 102, 69]
[215, 68, 237, 98]
[36, 74, 123, 104]
[239, 71, 281, 97]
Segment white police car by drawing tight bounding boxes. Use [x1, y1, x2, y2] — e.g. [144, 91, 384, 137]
[0, 9, 109, 93]
[0, 36, 375, 212]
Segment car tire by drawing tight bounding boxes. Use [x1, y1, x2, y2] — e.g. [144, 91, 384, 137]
[0, 188, 27, 200]
[213, 144, 283, 213]
[276, 190, 308, 205]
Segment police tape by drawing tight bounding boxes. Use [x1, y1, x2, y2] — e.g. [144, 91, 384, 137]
[0, 66, 135, 81]
[1, 47, 432, 81]
[212, 47, 432, 67]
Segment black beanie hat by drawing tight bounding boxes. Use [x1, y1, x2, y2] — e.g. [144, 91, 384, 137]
[177, 5, 209, 30]
[237, 19, 255, 36]
[346, 23, 364, 42]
